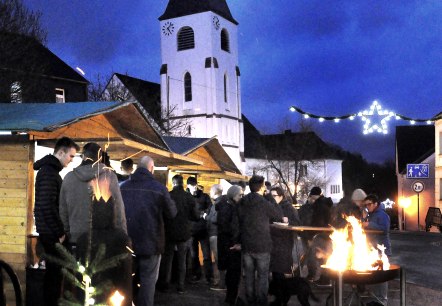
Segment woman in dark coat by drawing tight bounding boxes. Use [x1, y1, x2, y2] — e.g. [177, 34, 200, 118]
[269, 187, 300, 306]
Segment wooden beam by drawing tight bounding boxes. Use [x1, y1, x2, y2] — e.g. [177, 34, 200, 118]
[121, 139, 202, 166]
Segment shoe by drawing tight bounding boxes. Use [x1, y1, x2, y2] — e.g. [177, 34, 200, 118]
[188, 275, 201, 284]
[210, 284, 227, 291]
[177, 287, 186, 294]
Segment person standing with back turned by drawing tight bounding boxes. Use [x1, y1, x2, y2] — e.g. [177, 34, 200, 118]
[120, 156, 177, 306]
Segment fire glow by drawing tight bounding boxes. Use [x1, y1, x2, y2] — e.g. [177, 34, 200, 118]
[324, 216, 390, 272]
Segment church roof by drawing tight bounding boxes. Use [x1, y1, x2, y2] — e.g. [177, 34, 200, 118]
[159, 0, 238, 25]
[113, 73, 161, 123]
[396, 125, 434, 174]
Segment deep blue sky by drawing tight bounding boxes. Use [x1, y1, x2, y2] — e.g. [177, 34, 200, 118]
[23, 0, 442, 163]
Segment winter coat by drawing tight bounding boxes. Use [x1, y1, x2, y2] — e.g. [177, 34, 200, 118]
[33, 154, 65, 240]
[237, 192, 283, 253]
[366, 204, 392, 256]
[207, 196, 225, 237]
[311, 195, 333, 227]
[270, 200, 300, 274]
[330, 197, 362, 229]
[166, 186, 199, 242]
[120, 167, 177, 256]
[216, 196, 240, 270]
[59, 161, 127, 244]
[191, 190, 212, 239]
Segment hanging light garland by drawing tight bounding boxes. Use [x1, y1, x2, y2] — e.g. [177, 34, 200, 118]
[289, 100, 435, 135]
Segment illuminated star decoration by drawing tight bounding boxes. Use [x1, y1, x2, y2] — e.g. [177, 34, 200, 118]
[358, 100, 394, 135]
[289, 100, 435, 136]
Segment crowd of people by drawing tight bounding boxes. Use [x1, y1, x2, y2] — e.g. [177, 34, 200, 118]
[33, 136, 391, 306]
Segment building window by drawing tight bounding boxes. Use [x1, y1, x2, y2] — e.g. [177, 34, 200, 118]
[331, 185, 341, 194]
[55, 88, 65, 103]
[10, 81, 22, 103]
[221, 29, 230, 52]
[224, 74, 228, 103]
[184, 72, 192, 102]
[177, 27, 195, 51]
[187, 125, 192, 135]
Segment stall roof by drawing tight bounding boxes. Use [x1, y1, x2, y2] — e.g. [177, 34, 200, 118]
[0, 102, 201, 167]
[163, 136, 246, 180]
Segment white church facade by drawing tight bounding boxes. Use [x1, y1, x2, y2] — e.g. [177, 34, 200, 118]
[158, 0, 245, 171]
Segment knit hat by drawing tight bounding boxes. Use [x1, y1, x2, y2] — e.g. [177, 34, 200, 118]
[351, 189, 367, 201]
[309, 186, 322, 196]
[227, 185, 242, 200]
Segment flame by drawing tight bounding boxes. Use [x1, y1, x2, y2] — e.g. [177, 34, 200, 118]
[90, 174, 112, 202]
[109, 290, 124, 306]
[324, 216, 390, 272]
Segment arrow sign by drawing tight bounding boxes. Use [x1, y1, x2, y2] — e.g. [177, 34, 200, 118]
[406, 163, 429, 179]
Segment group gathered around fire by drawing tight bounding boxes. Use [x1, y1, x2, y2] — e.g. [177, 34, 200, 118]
[33, 137, 391, 306]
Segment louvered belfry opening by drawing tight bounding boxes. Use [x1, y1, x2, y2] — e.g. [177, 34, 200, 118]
[178, 26, 195, 51]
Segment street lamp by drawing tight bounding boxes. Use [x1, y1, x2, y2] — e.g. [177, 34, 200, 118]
[398, 197, 412, 230]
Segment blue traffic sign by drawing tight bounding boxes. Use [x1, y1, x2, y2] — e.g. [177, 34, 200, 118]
[406, 164, 429, 179]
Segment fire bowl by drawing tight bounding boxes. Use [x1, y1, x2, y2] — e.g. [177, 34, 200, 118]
[322, 264, 401, 285]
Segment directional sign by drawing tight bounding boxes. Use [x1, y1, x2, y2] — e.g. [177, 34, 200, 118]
[412, 181, 425, 193]
[406, 163, 429, 179]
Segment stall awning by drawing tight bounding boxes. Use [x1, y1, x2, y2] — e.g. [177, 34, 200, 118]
[0, 101, 201, 167]
[164, 136, 247, 180]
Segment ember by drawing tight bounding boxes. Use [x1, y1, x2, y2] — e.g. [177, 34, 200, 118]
[324, 216, 390, 272]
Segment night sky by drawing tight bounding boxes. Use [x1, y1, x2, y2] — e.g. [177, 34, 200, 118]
[22, 0, 442, 163]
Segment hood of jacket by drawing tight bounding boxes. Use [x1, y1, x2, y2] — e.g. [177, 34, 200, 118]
[73, 162, 108, 182]
[33, 154, 63, 172]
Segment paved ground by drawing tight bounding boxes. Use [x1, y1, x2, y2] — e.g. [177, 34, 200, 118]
[154, 230, 442, 306]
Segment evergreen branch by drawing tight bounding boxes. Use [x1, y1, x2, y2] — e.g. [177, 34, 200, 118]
[88, 244, 106, 273]
[93, 253, 129, 274]
[61, 268, 85, 290]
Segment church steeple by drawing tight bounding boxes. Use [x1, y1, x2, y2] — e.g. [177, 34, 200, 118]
[159, 0, 244, 171]
[159, 0, 238, 25]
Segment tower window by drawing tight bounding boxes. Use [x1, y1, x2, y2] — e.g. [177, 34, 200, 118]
[10, 81, 22, 103]
[187, 125, 192, 135]
[177, 27, 195, 51]
[224, 74, 228, 103]
[184, 72, 192, 102]
[221, 29, 230, 52]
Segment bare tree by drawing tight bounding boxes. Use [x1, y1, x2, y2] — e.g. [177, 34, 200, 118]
[90, 72, 191, 136]
[0, 0, 47, 43]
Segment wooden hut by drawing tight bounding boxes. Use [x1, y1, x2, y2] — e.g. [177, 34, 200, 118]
[0, 101, 200, 299]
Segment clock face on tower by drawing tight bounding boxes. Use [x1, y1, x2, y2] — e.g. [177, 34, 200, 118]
[162, 21, 175, 36]
[212, 16, 220, 30]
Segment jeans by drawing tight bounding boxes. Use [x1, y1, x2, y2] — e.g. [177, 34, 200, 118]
[209, 235, 220, 285]
[159, 239, 191, 289]
[242, 252, 271, 306]
[191, 236, 213, 281]
[137, 254, 161, 306]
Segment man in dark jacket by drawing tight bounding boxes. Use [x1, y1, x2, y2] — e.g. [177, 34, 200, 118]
[187, 176, 213, 283]
[217, 185, 243, 305]
[120, 156, 177, 306]
[237, 175, 283, 306]
[158, 174, 199, 294]
[33, 136, 79, 306]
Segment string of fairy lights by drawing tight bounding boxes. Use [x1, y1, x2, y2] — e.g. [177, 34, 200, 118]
[289, 100, 435, 135]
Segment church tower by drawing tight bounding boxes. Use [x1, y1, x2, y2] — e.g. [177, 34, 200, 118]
[159, 0, 244, 172]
